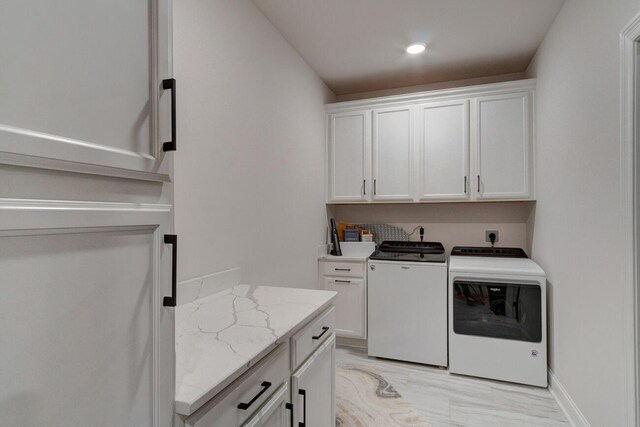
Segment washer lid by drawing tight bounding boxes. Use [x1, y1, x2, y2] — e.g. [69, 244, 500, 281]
[448, 256, 545, 277]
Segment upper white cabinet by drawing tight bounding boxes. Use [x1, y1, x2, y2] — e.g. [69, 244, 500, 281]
[372, 106, 414, 201]
[418, 100, 470, 200]
[0, 0, 173, 182]
[474, 92, 532, 200]
[325, 79, 535, 204]
[327, 110, 371, 202]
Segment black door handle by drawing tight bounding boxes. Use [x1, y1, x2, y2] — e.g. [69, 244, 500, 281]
[286, 402, 294, 426]
[162, 78, 176, 152]
[163, 234, 177, 307]
[237, 381, 272, 410]
[312, 326, 330, 340]
[298, 389, 306, 427]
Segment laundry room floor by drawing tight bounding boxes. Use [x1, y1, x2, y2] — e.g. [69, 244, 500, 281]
[335, 346, 569, 427]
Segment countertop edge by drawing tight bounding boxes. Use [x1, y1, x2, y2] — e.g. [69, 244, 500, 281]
[175, 291, 337, 417]
[318, 255, 370, 262]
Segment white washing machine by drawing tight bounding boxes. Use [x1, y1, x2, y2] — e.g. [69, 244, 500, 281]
[368, 241, 448, 367]
[448, 247, 547, 387]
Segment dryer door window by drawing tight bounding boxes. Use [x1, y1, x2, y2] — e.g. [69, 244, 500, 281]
[453, 280, 542, 342]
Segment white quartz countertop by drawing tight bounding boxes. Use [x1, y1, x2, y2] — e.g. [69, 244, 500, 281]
[175, 285, 337, 416]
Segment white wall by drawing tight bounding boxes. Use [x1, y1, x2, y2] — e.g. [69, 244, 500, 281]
[526, 0, 640, 424]
[174, 0, 335, 287]
[331, 202, 533, 254]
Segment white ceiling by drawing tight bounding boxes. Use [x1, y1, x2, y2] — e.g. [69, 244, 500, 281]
[252, 0, 565, 95]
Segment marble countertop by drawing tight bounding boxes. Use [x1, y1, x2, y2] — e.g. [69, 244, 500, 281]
[175, 285, 337, 416]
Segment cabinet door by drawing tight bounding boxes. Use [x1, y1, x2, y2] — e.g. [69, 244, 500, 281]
[292, 334, 335, 427]
[473, 92, 532, 200]
[328, 111, 371, 202]
[242, 383, 290, 427]
[372, 106, 414, 200]
[0, 1, 175, 426]
[418, 100, 470, 200]
[0, 210, 175, 427]
[323, 277, 366, 339]
[0, 0, 173, 181]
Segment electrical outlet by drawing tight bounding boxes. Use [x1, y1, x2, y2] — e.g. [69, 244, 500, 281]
[485, 230, 499, 243]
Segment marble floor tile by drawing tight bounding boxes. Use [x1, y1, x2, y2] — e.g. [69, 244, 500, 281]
[336, 346, 570, 427]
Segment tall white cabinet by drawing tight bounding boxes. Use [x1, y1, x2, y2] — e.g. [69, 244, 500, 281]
[326, 80, 535, 204]
[0, 1, 175, 426]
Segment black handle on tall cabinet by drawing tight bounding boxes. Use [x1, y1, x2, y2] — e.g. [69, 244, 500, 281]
[162, 78, 176, 152]
[298, 389, 306, 427]
[163, 234, 177, 307]
[286, 402, 294, 426]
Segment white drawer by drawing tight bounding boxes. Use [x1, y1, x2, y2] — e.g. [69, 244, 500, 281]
[291, 307, 335, 370]
[321, 261, 365, 278]
[185, 342, 290, 427]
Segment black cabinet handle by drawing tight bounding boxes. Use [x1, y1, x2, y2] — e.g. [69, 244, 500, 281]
[335, 268, 351, 272]
[464, 176, 467, 193]
[363, 179, 366, 196]
[162, 78, 176, 152]
[374, 179, 377, 195]
[477, 175, 480, 193]
[298, 389, 306, 427]
[286, 402, 294, 426]
[237, 381, 272, 410]
[334, 280, 351, 284]
[312, 326, 330, 340]
[163, 234, 177, 307]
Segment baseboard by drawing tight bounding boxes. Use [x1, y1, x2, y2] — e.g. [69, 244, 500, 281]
[548, 369, 590, 427]
[336, 336, 367, 349]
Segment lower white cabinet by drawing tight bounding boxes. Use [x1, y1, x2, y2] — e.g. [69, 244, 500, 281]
[178, 308, 336, 427]
[323, 277, 366, 339]
[319, 259, 367, 339]
[292, 334, 336, 427]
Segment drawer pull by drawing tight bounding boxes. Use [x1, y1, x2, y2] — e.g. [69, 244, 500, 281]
[334, 279, 351, 284]
[299, 389, 307, 427]
[312, 326, 330, 340]
[335, 268, 351, 271]
[237, 381, 272, 410]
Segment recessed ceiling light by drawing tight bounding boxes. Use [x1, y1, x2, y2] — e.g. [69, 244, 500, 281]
[406, 43, 426, 55]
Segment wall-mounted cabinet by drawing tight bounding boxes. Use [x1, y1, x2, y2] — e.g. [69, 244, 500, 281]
[474, 92, 532, 200]
[372, 106, 414, 201]
[327, 110, 371, 202]
[418, 99, 470, 201]
[325, 79, 535, 204]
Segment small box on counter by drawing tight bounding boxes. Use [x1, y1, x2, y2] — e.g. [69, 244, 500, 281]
[343, 229, 360, 242]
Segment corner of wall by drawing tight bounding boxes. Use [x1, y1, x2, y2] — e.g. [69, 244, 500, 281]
[548, 369, 591, 427]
